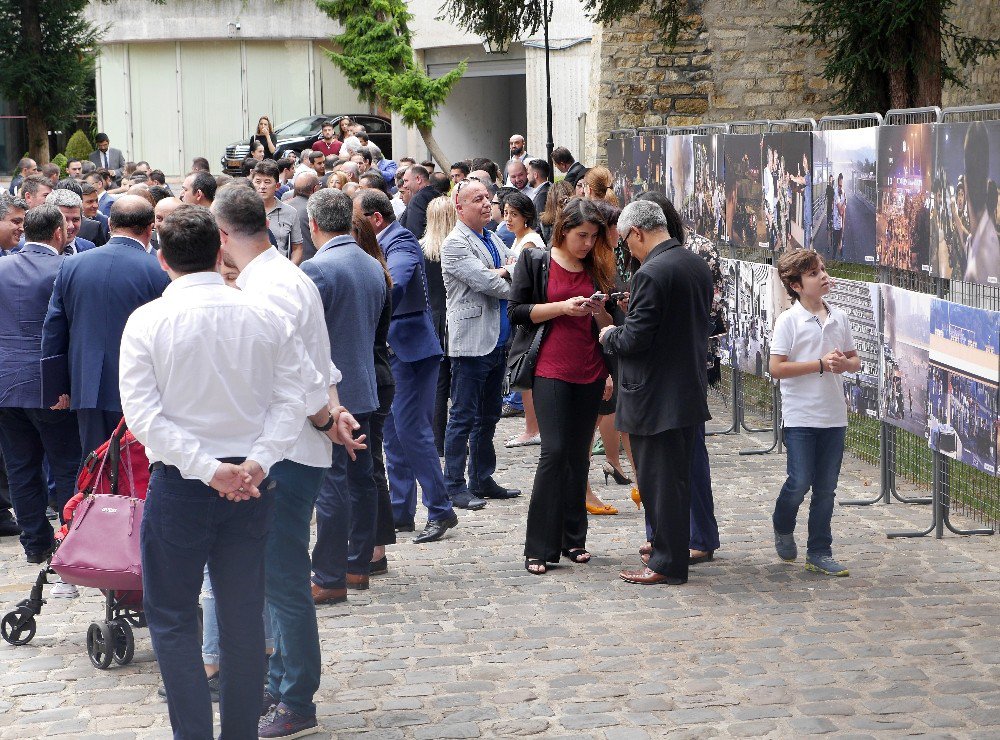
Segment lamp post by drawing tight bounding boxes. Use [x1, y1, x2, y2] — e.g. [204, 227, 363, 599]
[483, 0, 554, 183]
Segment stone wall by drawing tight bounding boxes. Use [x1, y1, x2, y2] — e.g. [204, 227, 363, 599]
[586, 0, 1000, 165]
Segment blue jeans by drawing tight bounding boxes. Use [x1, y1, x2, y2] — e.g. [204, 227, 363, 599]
[0, 408, 81, 555]
[142, 463, 274, 740]
[265, 459, 326, 718]
[201, 567, 274, 666]
[445, 346, 506, 497]
[772, 426, 846, 557]
[386, 354, 454, 524]
[312, 414, 377, 589]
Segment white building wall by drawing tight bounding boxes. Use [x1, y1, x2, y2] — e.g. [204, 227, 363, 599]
[525, 40, 592, 165]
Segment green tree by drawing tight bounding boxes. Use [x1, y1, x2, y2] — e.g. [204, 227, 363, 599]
[317, 0, 464, 169]
[0, 0, 104, 164]
[785, 0, 1000, 112]
[64, 129, 94, 162]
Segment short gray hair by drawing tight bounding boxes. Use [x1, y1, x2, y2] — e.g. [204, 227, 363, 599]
[0, 192, 27, 220]
[46, 188, 83, 211]
[307, 188, 353, 234]
[618, 200, 668, 236]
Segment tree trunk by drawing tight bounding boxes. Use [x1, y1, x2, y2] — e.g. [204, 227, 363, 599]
[912, 0, 944, 108]
[21, 0, 49, 164]
[417, 124, 450, 173]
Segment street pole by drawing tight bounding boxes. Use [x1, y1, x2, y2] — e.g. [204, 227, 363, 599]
[543, 0, 554, 182]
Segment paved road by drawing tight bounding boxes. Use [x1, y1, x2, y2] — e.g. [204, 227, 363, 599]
[1, 410, 998, 739]
[813, 192, 878, 265]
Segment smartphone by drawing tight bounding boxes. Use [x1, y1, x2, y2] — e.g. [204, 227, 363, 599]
[609, 291, 627, 302]
[589, 292, 608, 302]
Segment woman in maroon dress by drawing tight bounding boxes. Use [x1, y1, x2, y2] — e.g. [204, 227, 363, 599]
[508, 198, 617, 574]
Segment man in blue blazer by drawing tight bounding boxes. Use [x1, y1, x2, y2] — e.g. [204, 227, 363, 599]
[356, 190, 459, 544]
[0, 205, 82, 562]
[81, 184, 110, 246]
[42, 195, 169, 456]
[302, 189, 388, 603]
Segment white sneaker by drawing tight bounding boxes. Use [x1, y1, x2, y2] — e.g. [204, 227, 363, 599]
[50, 582, 79, 598]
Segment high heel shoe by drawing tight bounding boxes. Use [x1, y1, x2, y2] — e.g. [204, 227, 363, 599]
[586, 502, 619, 515]
[630, 487, 642, 510]
[602, 462, 632, 485]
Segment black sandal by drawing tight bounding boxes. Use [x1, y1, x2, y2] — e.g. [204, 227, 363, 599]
[525, 558, 547, 575]
[562, 548, 591, 564]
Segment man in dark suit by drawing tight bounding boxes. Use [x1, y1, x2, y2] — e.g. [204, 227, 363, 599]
[552, 146, 587, 187]
[42, 195, 169, 456]
[600, 199, 713, 586]
[528, 159, 551, 224]
[399, 165, 440, 240]
[356, 190, 460, 543]
[301, 189, 387, 604]
[8, 157, 37, 196]
[46, 189, 96, 254]
[79, 182, 110, 247]
[0, 205, 82, 563]
[88, 133, 125, 180]
[289, 171, 320, 261]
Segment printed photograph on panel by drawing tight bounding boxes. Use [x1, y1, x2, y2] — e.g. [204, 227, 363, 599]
[733, 261, 792, 378]
[880, 285, 933, 438]
[719, 258, 738, 367]
[632, 134, 664, 196]
[876, 124, 934, 273]
[725, 134, 766, 250]
[931, 121, 1000, 285]
[761, 132, 813, 254]
[693, 134, 726, 242]
[607, 137, 633, 208]
[661, 135, 693, 227]
[927, 299, 999, 474]
[826, 279, 881, 418]
[813, 127, 878, 265]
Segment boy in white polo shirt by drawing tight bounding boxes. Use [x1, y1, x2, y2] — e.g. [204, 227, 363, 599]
[769, 250, 860, 576]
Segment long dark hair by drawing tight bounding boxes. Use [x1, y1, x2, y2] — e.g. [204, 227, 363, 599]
[351, 216, 392, 289]
[637, 191, 685, 245]
[551, 197, 615, 293]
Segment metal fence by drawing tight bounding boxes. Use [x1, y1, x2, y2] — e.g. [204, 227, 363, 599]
[609, 105, 1000, 537]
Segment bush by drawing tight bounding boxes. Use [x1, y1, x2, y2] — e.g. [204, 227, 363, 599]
[51, 153, 68, 178]
[64, 129, 93, 162]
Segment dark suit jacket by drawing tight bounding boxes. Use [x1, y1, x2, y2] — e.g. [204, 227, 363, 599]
[15, 236, 95, 254]
[532, 182, 551, 227]
[399, 185, 440, 241]
[565, 162, 586, 187]
[89, 148, 125, 178]
[79, 216, 110, 247]
[41, 236, 169, 412]
[0, 243, 67, 407]
[288, 194, 315, 260]
[603, 239, 713, 436]
[377, 221, 441, 363]
[424, 256, 446, 347]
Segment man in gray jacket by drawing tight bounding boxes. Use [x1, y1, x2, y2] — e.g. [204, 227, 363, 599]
[441, 180, 521, 509]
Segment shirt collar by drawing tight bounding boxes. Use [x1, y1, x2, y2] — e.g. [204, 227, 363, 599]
[376, 220, 403, 245]
[317, 234, 357, 253]
[112, 234, 152, 253]
[235, 246, 281, 290]
[23, 241, 59, 255]
[792, 299, 832, 324]
[164, 271, 225, 295]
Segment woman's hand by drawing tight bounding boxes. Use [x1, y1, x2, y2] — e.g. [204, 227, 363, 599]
[592, 302, 614, 328]
[561, 297, 594, 317]
[602, 375, 614, 401]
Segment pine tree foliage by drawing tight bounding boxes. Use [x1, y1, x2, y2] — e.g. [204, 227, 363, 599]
[64, 129, 94, 161]
[318, 0, 465, 166]
[0, 0, 105, 162]
[785, 0, 1000, 112]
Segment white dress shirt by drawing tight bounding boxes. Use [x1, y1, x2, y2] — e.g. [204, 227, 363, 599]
[119, 271, 308, 483]
[236, 246, 342, 468]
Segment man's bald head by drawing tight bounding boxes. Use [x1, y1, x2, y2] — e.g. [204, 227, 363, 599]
[294, 171, 320, 198]
[155, 197, 183, 230]
[109, 194, 155, 242]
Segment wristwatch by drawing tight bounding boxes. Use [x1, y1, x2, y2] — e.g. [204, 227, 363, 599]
[818, 359, 824, 375]
[312, 413, 335, 432]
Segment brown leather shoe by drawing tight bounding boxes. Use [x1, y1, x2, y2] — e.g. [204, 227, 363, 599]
[312, 583, 347, 604]
[346, 573, 370, 591]
[619, 567, 686, 585]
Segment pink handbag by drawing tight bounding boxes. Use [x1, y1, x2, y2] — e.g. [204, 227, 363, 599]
[50, 494, 144, 591]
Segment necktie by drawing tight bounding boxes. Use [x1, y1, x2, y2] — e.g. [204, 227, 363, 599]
[64, 242, 75, 255]
[103, 152, 108, 169]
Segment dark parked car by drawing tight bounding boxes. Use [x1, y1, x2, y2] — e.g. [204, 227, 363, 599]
[220, 114, 392, 174]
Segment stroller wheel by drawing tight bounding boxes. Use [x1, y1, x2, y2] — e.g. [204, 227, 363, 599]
[86, 621, 114, 669]
[110, 619, 135, 666]
[1, 607, 37, 646]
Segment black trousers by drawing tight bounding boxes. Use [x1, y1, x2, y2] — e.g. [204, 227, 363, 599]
[76, 409, 122, 460]
[371, 383, 396, 547]
[632, 425, 697, 581]
[523, 377, 604, 562]
[0, 448, 13, 520]
[433, 355, 451, 457]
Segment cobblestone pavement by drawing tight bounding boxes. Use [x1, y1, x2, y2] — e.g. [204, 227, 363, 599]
[1, 410, 999, 739]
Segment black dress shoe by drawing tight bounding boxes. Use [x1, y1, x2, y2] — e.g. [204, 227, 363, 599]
[0, 516, 21, 537]
[477, 480, 521, 499]
[26, 549, 52, 564]
[451, 493, 487, 510]
[413, 513, 459, 543]
[45, 506, 58, 521]
[395, 521, 415, 533]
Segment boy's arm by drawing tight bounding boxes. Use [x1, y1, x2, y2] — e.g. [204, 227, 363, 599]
[769, 354, 825, 379]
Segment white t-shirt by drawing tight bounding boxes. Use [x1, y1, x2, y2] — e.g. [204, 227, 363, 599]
[770, 300, 856, 428]
[511, 230, 545, 257]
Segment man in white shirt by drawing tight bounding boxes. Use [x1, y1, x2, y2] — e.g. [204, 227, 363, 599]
[119, 205, 308, 740]
[211, 186, 362, 737]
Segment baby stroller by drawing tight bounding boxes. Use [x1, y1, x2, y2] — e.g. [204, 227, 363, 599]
[1, 420, 150, 669]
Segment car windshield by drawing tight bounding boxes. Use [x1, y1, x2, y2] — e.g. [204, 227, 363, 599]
[273, 117, 325, 138]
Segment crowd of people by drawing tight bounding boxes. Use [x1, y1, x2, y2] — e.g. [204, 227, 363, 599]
[0, 124, 860, 738]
